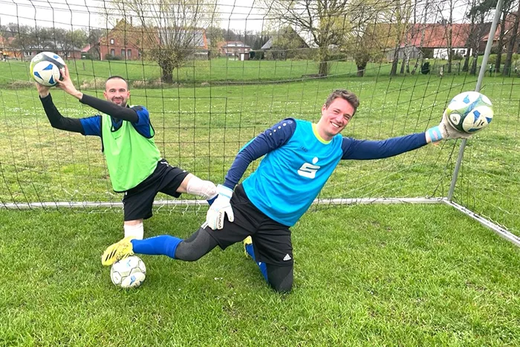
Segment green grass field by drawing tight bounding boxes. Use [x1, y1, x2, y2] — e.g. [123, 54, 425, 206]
[1, 205, 519, 346]
[1, 57, 519, 345]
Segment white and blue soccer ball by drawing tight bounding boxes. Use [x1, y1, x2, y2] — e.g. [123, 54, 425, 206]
[445, 91, 494, 133]
[30, 52, 66, 87]
[110, 256, 147, 289]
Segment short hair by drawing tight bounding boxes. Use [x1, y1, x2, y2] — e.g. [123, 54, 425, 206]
[105, 75, 129, 90]
[324, 89, 360, 114]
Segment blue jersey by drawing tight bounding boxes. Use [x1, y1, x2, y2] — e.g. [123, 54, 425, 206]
[224, 118, 427, 226]
[79, 106, 153, 138]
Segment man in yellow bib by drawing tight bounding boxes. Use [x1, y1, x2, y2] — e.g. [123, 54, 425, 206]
[36, 66, 216, 240]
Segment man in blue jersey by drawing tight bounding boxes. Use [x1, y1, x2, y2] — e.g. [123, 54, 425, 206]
[101, 89, 470, 292]
[36, 66, 217, 240]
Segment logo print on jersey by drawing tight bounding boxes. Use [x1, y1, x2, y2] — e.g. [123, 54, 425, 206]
[297, 157, 320, 179]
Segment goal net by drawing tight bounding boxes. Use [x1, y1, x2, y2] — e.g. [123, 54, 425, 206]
[0, 0, 519, 241]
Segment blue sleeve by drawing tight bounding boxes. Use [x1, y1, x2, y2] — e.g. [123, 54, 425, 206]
[80, 116, 102, 136]
[82, 106, 153, 138]
[223, 118, 296, 189]
[131, 106, 153, 138]
[341, 133, 427, 160]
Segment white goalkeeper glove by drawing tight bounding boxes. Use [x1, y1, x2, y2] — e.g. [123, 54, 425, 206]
[426, 111, 472, 142]
[205, 184, 234, 230]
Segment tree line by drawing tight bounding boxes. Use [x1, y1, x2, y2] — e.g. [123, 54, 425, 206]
[260, 0, 519, 77]
[0, 24, 107, 58]
[1, 0, 518, 81]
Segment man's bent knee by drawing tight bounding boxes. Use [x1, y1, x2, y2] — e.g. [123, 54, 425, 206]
[267, 265, 293, 293]
[270, 280, 293, 293]
[174, 228, 217, 261]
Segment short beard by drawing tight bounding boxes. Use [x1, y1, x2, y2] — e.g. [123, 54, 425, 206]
[113, 99, 126, 107]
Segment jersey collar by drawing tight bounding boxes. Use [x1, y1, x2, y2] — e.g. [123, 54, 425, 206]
[312, 123, 332, 144]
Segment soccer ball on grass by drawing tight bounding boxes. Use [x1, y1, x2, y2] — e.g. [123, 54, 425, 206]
[445, 91, 493, 133]
[110, 256, 147, 289]
[30, 52, 66, 87]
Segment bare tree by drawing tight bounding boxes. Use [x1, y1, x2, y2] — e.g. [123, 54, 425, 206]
[87, 28, 107, 60]
[494, 0, 515, 73]
[343, 0, 388, 77]
[445, 0, 456, 73]
[349, 23, 386, 76]
[9, 24, 33, 59]
[502, 0, 520, 76]
[468, 0, 513, 73]
[110, 0, 219, 83]
[432, 0, 457, 73]
[60, 29, 88, 57]
[410, 0, 430, 75]
[385, 0, 413, 76]
[466, 0, 500, 75]
[471, 13, 488, 75]
[260, 0, 353, 76]
[205, 26, 225, 58]
[270, 26, 311, 60]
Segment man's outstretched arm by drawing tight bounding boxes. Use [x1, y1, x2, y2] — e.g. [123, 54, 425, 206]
[79, 94, 138, 122]
[38, 83, 84, 133]
[56, 65, 138, 123]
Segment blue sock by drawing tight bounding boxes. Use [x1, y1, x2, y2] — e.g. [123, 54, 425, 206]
[245, 242, 268, 281]
[257, 261, 268, 281]
[131, 235, 182, 259]
[245, 243, 255, 259]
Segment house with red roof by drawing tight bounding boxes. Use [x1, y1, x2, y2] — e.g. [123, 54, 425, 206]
[381, 23, 487, 61]
[98, 19, 209, 61]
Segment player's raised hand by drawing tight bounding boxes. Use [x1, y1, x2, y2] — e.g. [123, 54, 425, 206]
[206, 184, 234, 230]
[35, 82, 51, 98]
[427, 91, 493, 143]
[56, 65, 83, 100]
[426, 111, 471, 143]
[439, 111, 472, 140]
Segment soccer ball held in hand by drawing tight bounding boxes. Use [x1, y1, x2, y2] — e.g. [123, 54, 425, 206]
[30, 52, 66, 87]
[444, 91, 493, 134]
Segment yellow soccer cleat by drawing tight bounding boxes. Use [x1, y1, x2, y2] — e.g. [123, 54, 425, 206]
[101, 237, 135, 266]
[243, 236, 253, 258]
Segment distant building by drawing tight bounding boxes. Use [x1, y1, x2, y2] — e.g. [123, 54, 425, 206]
[80, 44, 100, 60]
[258, 27, 311, 60]
[24, 45, 82, 60]
[260, 38, 273, 50]
[98, 19, 209, 61]
[381, 23, 476, 61]
[98, 19, 144, 60]
[0, 36, 81, 60]
[220, 41, 251, 58]
[0, 36, 17, 60]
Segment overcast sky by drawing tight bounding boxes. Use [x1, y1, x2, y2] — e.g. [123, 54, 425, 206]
[0, 0, 488, 34]
[0, 0, 267, 32]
